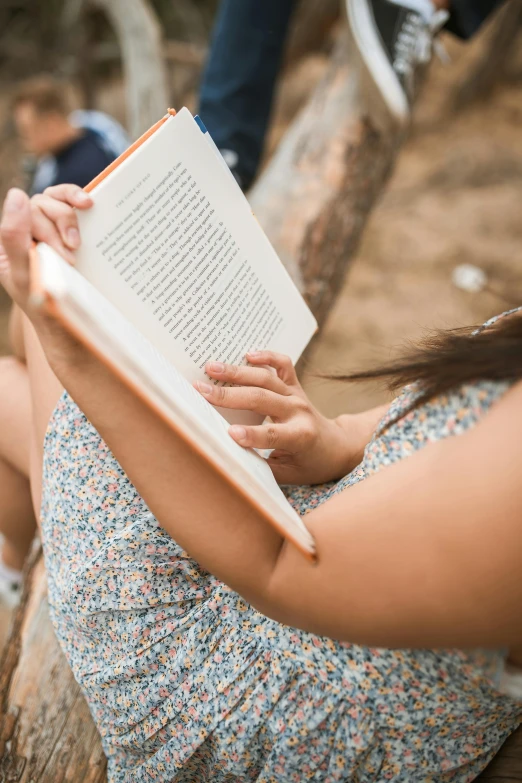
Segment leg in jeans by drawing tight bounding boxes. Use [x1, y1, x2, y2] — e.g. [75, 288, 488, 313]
[445, 0, 506, 38]
[198, 0, 298, 190]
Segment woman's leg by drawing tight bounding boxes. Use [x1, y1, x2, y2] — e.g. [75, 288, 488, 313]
[0, 304, 62, 573]
[21, 315, 63, 517]
[0, 356, 35, 571]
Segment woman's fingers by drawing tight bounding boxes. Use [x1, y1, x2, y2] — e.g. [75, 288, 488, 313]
[205, 361, 290, 395]
[245, 350, 299, 386]
[0, 189, 32, 298]
[29, 202, 76, 264]
[29, 185, 94, 262]
[229, 420, 315, 451]
[195, 380, 302, 419]
[31, 194, 82, 255]
[43, 184, 93, 210]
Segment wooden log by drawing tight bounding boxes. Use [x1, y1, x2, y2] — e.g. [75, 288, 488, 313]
[477, 724, 522, 780]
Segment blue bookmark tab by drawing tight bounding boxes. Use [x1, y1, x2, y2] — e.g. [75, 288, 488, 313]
[194, 115, 207, 134]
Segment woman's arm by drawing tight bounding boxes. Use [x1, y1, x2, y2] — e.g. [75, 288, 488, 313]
[3, 187, 522, 651]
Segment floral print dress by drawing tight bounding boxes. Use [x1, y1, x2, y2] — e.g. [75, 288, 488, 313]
[40, 313, 522, 783]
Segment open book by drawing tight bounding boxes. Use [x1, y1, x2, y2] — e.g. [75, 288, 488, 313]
[30, 108, 318, 558]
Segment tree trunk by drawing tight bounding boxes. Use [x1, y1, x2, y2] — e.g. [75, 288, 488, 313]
[92, 0, 169, 139]
[1, 21, 521, 783]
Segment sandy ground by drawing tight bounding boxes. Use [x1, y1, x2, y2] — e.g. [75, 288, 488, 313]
[0, 27, 521, 649]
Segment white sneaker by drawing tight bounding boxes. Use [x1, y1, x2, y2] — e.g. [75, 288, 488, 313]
[0, 557, 23, 610]
[0, 578, 21, 610]
[345, 0, 449, 125]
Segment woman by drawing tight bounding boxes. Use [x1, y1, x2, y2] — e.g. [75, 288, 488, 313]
[0, 184, 521, 782]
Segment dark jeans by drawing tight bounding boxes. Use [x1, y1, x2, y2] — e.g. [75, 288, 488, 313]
[198, 0, 297, 189]
[198, 0, 504, 189]
[446, 0, 505, 37]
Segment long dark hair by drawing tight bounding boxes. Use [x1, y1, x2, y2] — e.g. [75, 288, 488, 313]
[329, 309, 522, 410]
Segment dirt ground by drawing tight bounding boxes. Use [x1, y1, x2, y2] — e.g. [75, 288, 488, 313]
[0, 27, 521, 647]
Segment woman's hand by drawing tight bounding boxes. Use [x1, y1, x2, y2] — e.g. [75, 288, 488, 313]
[196, 353, 371, 485]
[0, 186, 93, 366]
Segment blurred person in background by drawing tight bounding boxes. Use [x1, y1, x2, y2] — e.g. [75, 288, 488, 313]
[12, 75, 129, 195]
[198, 0, 505, 190]
[0, 76, 129, 607]
[198, 0, 298, 191]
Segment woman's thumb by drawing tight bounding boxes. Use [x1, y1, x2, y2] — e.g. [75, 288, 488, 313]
[0, 188, 32, 293]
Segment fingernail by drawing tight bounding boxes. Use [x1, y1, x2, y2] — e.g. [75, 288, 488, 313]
[196, 381, 213, 395]
[66, 227, 80, 248]
[229, 425, 247, 442]
[247, 351, 261, 358]
[4, 188, 25, 213]
[76, 190, 91, 204]
[207, 362, 225, 374]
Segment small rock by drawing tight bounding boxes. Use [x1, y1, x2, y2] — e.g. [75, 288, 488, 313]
[452, 264, 487, 293]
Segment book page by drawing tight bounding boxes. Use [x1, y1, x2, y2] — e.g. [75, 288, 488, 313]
[37, 242, 315, 556]
[74, 109, 317, 425]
